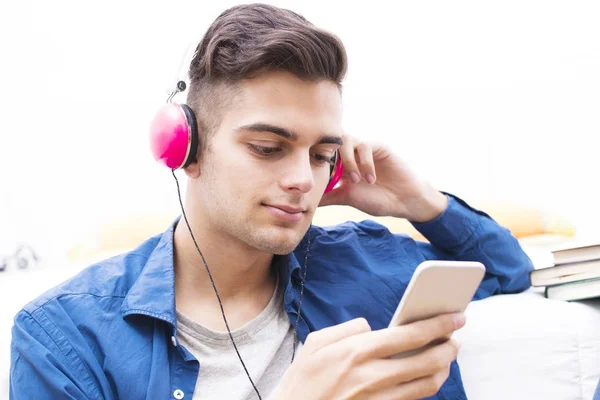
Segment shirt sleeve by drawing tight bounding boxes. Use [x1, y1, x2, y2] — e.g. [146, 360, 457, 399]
[10, 309, 95, 400]
[410, 192, 534, 299]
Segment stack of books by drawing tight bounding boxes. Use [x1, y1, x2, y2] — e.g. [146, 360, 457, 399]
[530, 242, 600, 301]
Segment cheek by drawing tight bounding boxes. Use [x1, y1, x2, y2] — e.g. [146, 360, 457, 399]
[207, 151, 273, 199]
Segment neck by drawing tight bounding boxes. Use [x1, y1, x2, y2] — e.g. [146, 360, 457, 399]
[173, 208, 277, 331]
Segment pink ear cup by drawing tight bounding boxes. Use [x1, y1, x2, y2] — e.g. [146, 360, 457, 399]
[324, 156, 344, 194]
[149, 103, 191, 169]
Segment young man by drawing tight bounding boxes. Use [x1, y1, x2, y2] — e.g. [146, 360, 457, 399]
[10, 4, 533, 400]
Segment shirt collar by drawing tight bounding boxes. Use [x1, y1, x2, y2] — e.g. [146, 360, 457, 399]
[121, 217, 179, 326]
[120, 216, 306, 327]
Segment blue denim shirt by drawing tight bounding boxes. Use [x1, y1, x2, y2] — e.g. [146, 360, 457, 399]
[10, 194, 533, 399]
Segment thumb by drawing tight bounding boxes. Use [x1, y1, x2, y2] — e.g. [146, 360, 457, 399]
[303, 318, 372, 354]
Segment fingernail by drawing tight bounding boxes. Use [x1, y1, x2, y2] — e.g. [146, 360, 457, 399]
[366, 174, 375, 184]
[350, 172, 360, 183]
[454, 314, 466, 329]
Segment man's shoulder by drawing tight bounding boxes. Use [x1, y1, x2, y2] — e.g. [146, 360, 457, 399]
[303, 219, 420, 267]
[309, 218, 414, 245]
[19, 234, 162, 317]
[311, 218, 387, 235]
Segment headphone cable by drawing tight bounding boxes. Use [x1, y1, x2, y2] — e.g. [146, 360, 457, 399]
[172, 170, 309, 399]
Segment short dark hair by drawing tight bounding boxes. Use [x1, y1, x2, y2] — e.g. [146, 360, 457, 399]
[186, 3, 348, 156]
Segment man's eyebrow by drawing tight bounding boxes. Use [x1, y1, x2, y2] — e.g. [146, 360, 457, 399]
[317, 135, 344, 146]
[237, 122, 343, 146]
[237, 123, 297, 141]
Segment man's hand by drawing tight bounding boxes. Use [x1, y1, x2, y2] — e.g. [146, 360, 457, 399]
[319, 134, 448, 223]
[272, 313, 465, 400]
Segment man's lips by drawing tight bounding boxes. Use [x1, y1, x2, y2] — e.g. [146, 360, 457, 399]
[266, 204, 306, 213]
[262, 204, 306, 222]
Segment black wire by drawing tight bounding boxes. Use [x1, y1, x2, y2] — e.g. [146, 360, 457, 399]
[291, 231, 310, 363]
[172, 170, 262, 400]
[172, 169, 310, 399]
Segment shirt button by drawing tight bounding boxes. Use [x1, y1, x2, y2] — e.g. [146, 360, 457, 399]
[173, 389, 184, 399]
[171, 336, 178, 347]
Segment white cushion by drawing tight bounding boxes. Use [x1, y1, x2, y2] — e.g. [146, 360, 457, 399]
[456, 288, 600, 400]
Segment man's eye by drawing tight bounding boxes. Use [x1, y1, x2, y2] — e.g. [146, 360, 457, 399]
[248, 144, 281, 156]
[312, 153, 335, 166]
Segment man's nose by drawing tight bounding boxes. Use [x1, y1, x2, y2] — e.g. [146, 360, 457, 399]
[280, 153, 315, 194]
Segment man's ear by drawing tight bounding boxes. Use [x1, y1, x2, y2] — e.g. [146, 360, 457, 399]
[183, 161, 201, 179]
[183, 149, 202, 179]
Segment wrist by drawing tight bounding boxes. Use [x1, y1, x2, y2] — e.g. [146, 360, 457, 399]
[404, 185, 448, 223]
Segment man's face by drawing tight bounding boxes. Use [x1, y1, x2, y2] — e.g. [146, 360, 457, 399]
[191, 70, 344, 255]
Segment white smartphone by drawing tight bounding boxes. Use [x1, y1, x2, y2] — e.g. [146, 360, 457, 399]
[388, 260, 485, 357]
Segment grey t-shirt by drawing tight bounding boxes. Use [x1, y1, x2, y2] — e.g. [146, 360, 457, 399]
[176, 282, 301, 400]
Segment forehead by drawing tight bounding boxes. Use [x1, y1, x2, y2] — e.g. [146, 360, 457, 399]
[223, 71, 343, 141]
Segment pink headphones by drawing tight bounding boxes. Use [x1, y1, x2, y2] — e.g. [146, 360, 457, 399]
[149, 82, 343, 194]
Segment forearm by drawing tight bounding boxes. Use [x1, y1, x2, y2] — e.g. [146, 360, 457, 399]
[412, 193, 534, 298]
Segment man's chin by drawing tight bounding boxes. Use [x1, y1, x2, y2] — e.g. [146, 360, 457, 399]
[250, 226, 307, 255]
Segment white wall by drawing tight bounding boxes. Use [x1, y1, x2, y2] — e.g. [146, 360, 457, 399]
[1, 0, 599, 262]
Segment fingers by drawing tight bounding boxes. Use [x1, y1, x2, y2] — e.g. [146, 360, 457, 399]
[355, 142, 376, 184]
[337, 338, 459, 399]
[283, 315, 461, 400]
[390, 312, 465, 356]
[362, 339, 460, 391]
[339, 135, 376, 184]
[349, 312, 465, 362]
[339, 136, 361, 183]
[401, 339, 460, 383]
[302, 318, 371, 355]
[368, 366, 453, 400]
